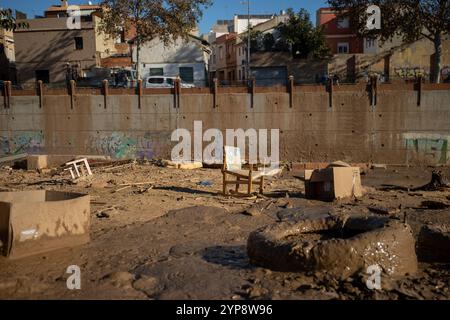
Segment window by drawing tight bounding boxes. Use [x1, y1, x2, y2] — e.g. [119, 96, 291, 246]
[74, 37, 83, 50]
[148, 77, 164, 84]
[219, 46, 223, 59]
[166, 78, 174, 86]
[337, 17, 349, 29]
[150, 68, 163, 76]
[338, 42, 349, 54]
[179, 67, 194, 83]
[35, 70, 50, 83]
[366, 38, 376, 48]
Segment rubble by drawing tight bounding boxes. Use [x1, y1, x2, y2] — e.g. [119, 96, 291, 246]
[420, 200, 450, 210]
[0, 160, 449, 300]
[413, 170, 449, 191]
[161, 160, 203, 170]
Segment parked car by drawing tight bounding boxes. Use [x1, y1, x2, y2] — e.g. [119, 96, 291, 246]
[113, 69, 138, 88]
[144, 76, 195, 89]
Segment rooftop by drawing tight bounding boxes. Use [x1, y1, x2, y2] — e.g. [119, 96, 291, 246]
[235, 14, 275, 19]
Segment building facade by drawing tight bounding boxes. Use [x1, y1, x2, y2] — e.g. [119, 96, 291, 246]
[208, 14, 275, 84]
[316, 8, 364, 54]
[134, 34, 210, 87]
[0, 28, 16, 82]
[13, 1, 116, 85]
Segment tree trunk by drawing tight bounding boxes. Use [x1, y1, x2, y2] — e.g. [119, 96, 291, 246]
[432, 32, 442, 84]
[136, 38, 140, 81]
[413, 170, 449, 191]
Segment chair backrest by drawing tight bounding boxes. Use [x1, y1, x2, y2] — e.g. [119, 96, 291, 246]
[224, 146, 242, 171]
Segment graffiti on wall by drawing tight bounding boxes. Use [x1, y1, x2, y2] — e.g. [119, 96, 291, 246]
[0, 132, 44, 156]
[442, 66, 450, 82]
[404, 133, 449, 165]
[90, 132, 159, 160]
[394, 67, 429, 81]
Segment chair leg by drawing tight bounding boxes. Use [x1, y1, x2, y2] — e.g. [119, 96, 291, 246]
[259, 176, 264, 194]
[236, 177, 240, 193]
[223, 172, 227, 195]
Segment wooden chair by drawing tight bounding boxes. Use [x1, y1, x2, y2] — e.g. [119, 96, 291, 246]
[222, 146, 266, 196]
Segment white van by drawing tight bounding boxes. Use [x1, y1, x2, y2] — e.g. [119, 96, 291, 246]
[144, 76, 195, 89]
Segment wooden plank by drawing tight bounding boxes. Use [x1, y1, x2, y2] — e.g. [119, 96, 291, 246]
[0, 153, 28, 164]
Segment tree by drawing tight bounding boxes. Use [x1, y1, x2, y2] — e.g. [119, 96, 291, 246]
[1, 8, 28, 30]
[263, 33, 275, 51]
[277, 8, 331, 59]
[328, 0, 450, 83]
[99, 0, 212, 80]
[240, 29, 264, 51]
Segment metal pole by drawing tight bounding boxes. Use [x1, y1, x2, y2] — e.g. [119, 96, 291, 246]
[247, 0, 251, 81]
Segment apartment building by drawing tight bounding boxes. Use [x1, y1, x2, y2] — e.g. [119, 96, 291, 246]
[316, 7, 364, 54]
[13, 1, 116, 85]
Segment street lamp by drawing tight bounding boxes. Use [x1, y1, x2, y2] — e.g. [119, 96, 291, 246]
[241, 0, 251, 81]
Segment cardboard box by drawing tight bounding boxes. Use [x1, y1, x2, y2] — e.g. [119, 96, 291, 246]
[0, 191, 90, 259]
[305, 166, 363, 201]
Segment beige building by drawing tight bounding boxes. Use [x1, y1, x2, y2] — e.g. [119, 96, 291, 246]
[14, 1, 116, 85]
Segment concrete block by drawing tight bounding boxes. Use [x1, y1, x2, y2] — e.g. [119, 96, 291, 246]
[27, 155, 48, 170]
[162, 160, 203, 170]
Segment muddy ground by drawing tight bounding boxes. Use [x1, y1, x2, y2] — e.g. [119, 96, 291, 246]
[0, 162, 449, 300]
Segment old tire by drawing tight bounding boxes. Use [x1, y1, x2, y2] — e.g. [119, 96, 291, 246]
[247, 215, 418, 279]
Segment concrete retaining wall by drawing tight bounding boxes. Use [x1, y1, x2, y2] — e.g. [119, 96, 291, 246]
[1, 84, 450, 165]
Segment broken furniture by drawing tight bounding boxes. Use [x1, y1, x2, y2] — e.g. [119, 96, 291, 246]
[0, 153, 28, 168]
[304, 161, 363, 201]
[64, 158, 93, 179]
[0, 190, 90, 259]
[222, 146, 282, 196]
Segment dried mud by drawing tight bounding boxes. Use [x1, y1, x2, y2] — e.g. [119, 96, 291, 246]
[0, 164, 449, 300]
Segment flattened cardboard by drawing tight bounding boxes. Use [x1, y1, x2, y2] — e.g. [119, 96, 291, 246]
[0, 191, 90, 259]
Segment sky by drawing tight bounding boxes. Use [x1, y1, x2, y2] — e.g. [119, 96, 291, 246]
[0, 0, 329, 34]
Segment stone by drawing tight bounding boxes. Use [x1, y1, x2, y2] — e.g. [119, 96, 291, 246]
[133, 276, 159, 296]
[244, 207, 261, 217]
[27, 155, 48, 171]
[107, 272, 135, 289]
